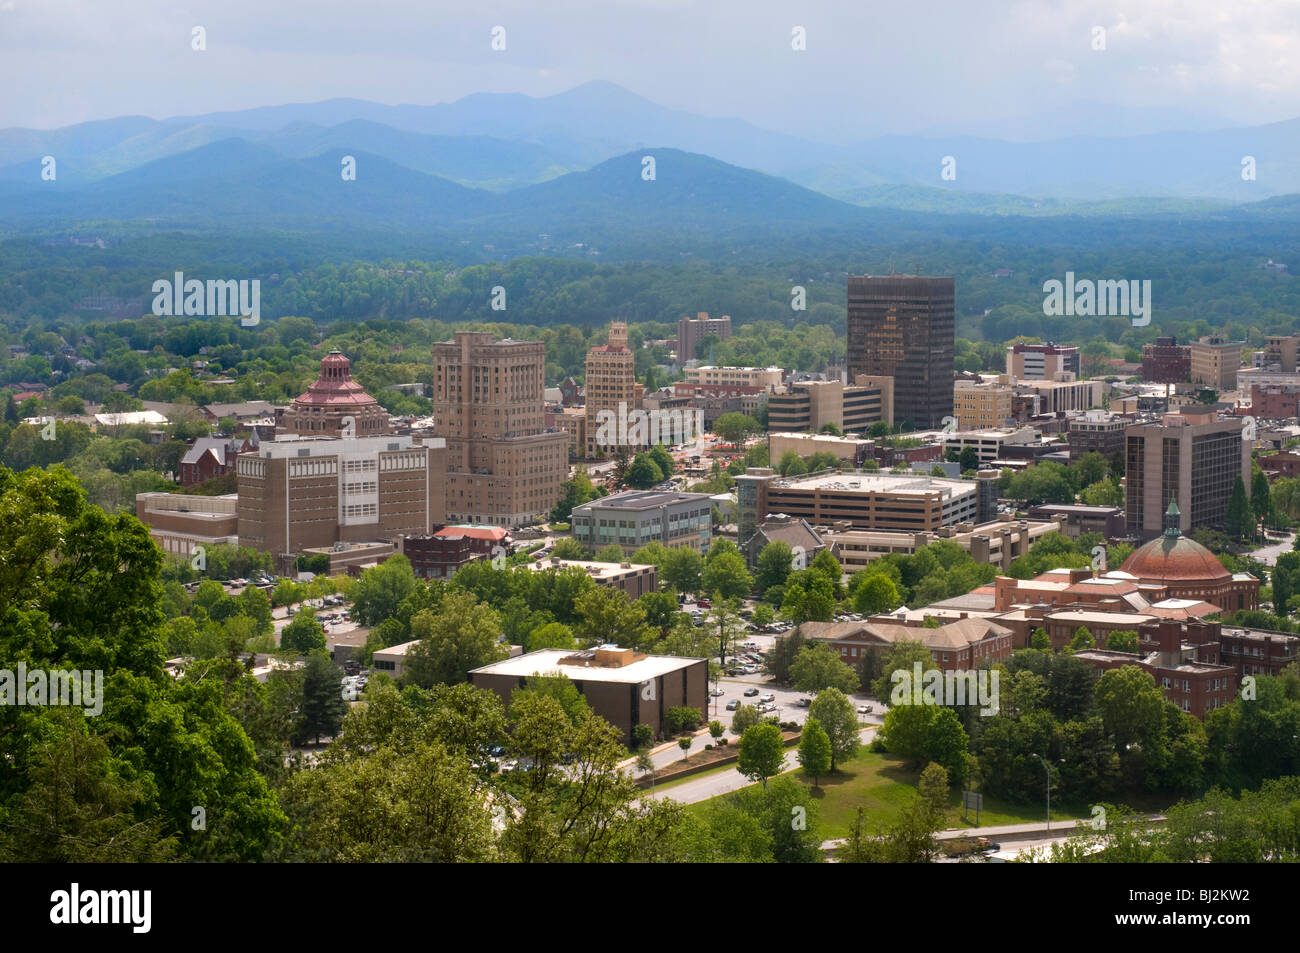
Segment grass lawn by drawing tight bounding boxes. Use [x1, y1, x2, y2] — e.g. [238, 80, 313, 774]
[684, 748, 1094, 838]
[647, 758, 741, 794]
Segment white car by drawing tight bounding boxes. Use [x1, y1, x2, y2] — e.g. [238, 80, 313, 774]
[710, 688, 724, 697]
[760, 693, 776, 703]
[857, 705, 873, 715]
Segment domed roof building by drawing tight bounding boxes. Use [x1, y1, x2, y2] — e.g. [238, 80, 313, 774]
[279, 350, 392, 438]
[1119, 498, 1259, 613]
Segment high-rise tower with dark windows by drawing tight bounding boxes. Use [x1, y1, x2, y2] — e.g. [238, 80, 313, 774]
[846, 274, 954, 430]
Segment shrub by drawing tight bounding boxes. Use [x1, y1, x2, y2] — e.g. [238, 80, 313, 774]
[666, 706, 703, 734]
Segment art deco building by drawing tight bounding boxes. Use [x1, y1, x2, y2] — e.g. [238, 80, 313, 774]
[585, 321, 643, 458]
[431, 331, 568, 527]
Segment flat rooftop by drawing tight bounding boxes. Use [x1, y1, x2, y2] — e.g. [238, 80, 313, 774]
[471, 648, 702, 683]
[528, 559, 655, 579]
[771, 472, 974, 496]
[577, 490, 712, 510]
[255, 434, 445, 457]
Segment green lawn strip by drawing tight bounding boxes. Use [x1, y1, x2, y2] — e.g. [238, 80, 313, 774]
[680, 748, 1097, 838]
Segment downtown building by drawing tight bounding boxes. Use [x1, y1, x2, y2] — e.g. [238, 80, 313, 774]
[235, 434, 448, 573]
[847, 274, 954, 429]
[1124, 407, 1251, 541]
[1189, 335, 1243, 391]
[584, 321, 644, 458]
[766, 376, 893, 434]
[432, 332, 569, 527]
[1006, 342, 1080, 381]
[676, 312, 732, 363]
[278, 350, 392, 438]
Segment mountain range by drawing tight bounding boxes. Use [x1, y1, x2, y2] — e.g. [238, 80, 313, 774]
[0, 82, 1297, 254]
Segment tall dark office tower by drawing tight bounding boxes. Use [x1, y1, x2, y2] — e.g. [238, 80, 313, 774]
[846, 275, 954, 429]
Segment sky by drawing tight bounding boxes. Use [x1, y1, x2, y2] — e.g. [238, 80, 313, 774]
[2, 0, 1297, 137]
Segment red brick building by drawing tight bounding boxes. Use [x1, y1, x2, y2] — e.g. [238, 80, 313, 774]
[1074, 619, 1237, 718]
[400, 525, 510, 579]
[798, 617, 1013, 671]
[179, 435, 255, 486]
[1250, 383, 1300, 420]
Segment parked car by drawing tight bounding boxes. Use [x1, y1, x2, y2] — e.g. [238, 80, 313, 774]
[726, 700, 741, 711]
[743, 688, 759, 697]
[697, 599, 712, 608]
[710, 687, 724, 697]
[795, 697, 811, 707]
[759, 693, 776, 703]
[857, 704, 873, 715]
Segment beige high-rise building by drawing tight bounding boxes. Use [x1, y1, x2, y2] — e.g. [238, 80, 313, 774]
[953, 379, 1013, 430]
[1124, 406, 1250, 541]
[431, 332, 569, 526]
[1189, 335, 1243, 391]
[585, 321, 642, 457]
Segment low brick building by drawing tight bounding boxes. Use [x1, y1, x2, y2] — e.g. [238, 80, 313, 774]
[1074, 619, 1237, 718]
[797, 617, 1014, 672]
[470, 646, 708, 745]
[401, 525, 510, 580]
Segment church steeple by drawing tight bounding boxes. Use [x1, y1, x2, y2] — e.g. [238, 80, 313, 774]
[1163, 496, 1182, 538]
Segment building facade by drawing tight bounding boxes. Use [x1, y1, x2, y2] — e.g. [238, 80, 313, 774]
[676, 312, 732, 363]
[585, 322, 642, 457]
[1189, 336, 1243, 391]
[847, 274, 954, 429]
[235, 434, 448, 569]
[1124, 409, 1250, 540]
[431, 332, 569, 526]
[1141, 336, 1191, 384]
[734, 468, 978, 534]
[279, 350, 392, 439]
[571, 490, 714, 554]
[953, 379, 1013, 430]
[1007, 343, 1080, 381]
[471, 646, 708, 745]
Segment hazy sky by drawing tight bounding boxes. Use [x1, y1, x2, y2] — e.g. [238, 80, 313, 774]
[3, 0, 1297, 135]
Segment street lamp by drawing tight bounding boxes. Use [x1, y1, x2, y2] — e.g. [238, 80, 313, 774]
[1032, 754, 1064, 831]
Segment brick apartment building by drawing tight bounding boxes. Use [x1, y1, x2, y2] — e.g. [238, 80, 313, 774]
[1075, 619, 1238, 719]
[797, 617, 1014, 672]
[1141, 336, 1191, 384]
[400, 525, 510, 579]
[676, 312, 732, 363]
[1250, 382, 1300, 419]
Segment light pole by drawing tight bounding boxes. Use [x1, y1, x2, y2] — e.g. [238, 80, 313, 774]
[1033, 754, 1063, 831]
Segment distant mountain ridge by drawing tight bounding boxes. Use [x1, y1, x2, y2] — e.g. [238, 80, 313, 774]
[1, 82, 1297, 203]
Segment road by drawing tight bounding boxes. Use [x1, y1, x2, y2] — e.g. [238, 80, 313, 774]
[1248, 532, 1295, 566]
